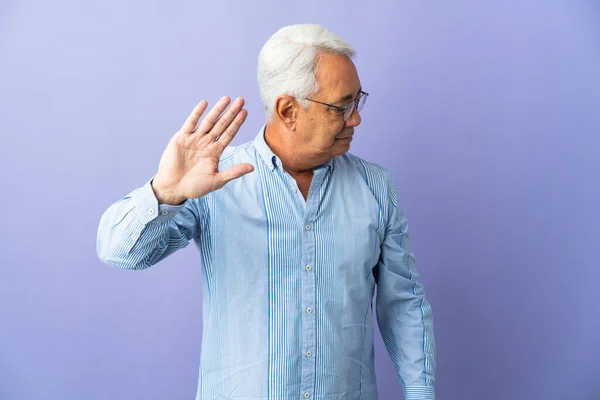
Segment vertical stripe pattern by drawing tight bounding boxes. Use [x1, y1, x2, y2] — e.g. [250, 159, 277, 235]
[96, 127, 436, 400]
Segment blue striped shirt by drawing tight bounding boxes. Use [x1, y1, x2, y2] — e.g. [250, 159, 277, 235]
[97, 127, 436, 400]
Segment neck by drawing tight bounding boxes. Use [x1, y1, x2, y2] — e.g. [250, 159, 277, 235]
[264, 122, 318, 175]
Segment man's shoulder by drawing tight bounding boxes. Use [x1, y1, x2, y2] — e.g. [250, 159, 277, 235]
[337, 152, 393, 184]
[219, 140, 256, 164]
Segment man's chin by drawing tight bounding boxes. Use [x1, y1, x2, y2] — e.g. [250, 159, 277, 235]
[333, 140, 352, 156]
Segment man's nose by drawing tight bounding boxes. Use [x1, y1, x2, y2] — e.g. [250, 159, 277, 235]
[345, 107, 361, 127]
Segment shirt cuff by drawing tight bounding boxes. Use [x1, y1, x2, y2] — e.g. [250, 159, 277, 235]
[405, 386, 435, 400]
[134, 179, 188, 224]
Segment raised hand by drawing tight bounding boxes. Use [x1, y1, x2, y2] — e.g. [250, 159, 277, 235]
[151, 96, 254, 205]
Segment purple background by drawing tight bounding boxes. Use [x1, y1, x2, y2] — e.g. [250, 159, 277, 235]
[1, 1, 599, 399]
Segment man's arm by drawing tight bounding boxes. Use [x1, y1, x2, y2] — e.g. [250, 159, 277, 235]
[96, 96, 253, 269]
[96, 179, 199, 270]
[374, 175, 436, 400]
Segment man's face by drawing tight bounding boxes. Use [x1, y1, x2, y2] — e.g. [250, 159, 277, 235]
[294, 53, 363, 163]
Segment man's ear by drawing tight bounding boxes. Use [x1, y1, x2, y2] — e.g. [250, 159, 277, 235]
[274, 95, 298, 130]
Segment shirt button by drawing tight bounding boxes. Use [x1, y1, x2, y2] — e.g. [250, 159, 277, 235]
[306, 307, 313, 314]
[305, 225, 311, 230]
[292, 188, 298, 193]
[304, 393, 310, 398]
[305, 265, 312, 271]
[306, 350, 312, 357]
[130, 234, 137, 240]
[147, 208, 155, 215]
[160, 210, 168, 216]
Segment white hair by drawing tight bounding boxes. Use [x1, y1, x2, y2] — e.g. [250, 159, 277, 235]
[257, 24, 356, 121]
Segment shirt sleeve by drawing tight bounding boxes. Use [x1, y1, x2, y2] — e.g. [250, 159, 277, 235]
[96, 179, 201, 270]
[374, 174, 436, 400]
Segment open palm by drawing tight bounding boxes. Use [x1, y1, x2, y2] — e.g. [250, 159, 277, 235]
[152, 96, 254, 205]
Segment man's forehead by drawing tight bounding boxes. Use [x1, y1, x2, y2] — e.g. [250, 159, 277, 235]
[314, 53, 361, 101]
[316, 53, 357, 75]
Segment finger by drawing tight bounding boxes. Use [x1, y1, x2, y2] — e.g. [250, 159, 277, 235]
[213, 163, 255, 190]
[195, 96, 232, 134]
[181, 100, 208, 133]
[204, 97, 245, 140]
[211, 108, 248, 152]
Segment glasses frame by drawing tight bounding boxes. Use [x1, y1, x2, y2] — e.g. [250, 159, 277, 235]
[303, 90, 369, 121]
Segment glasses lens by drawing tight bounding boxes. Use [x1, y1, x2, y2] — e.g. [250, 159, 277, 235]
[343, 93, 368, 121]
[357, 93, 367, 112]
[343, 102, 355, 121]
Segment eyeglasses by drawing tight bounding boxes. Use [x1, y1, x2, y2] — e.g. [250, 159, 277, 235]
[303, 91, 369, 122]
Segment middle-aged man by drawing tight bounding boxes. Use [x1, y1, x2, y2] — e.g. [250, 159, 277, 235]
[97, 24, 436, 400]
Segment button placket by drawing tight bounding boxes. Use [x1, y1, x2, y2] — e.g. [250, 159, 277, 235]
[299, 169, 328, 399]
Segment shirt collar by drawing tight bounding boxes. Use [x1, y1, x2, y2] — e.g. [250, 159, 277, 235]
[253, 125, 278, 171]
[253, 125, 335, 173]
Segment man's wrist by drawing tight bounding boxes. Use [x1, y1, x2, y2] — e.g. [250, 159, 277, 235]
[405, 386, 435, 400]
[151, 180, 187, 205]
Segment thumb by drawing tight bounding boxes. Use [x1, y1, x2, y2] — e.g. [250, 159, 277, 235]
[214, 163, 255, 189]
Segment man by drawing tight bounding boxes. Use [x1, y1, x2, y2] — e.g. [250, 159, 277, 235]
[97, 24, 435, 400]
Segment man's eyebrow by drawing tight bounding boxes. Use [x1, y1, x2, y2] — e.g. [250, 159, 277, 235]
[334, 87, 362, 105]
